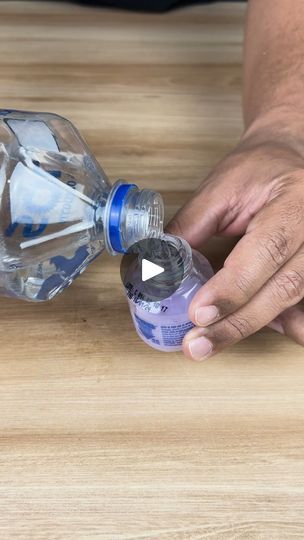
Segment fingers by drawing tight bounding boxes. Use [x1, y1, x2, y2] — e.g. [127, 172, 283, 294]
[165, 183, 227, 249]
[268, 305, 304, 346]
[183, 245, 304, 360]
[189, 195, 304, 327]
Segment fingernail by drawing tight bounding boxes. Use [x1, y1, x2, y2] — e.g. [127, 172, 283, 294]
[189, 336, 213, 361]
[195, 306, 219, 326]
[268, 318, 285, 335]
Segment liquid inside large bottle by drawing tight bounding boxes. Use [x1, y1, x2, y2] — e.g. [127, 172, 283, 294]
[0, 109, 164, 301]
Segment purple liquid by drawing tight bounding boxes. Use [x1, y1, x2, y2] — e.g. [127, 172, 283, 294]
[125, 250, 213, 352]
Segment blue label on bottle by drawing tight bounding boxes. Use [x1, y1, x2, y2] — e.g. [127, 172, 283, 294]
[134, 314, 160, 345]
[37, 246, 89, 300]
[0, 109, 14, 116]
[160, 321, 194, 347]
[5, 217, 48, 239]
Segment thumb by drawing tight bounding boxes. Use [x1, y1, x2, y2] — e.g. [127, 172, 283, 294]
[165, 183, 226, 249]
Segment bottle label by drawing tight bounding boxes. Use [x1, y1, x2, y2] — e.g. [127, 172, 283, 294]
[6, 161, 90, 244]
[124, 277, 198, 350]
[4, 117, 92, 244]
[130, 305, 194, 350]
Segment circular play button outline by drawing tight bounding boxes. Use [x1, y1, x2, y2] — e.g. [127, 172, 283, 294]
[120, 235, 188, 302]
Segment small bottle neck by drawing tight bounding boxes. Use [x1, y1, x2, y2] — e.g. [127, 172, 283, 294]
[140, 234, 193, 290]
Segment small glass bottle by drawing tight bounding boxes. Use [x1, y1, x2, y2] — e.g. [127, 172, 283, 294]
[124, 234, 214, 352]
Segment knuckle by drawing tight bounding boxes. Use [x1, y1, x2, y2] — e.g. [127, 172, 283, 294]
[233, 272, 252, 301]
[273, 270, 304, 304]
[259, 230, 289, 269]
[225, 314, 254, 340]
[221, 264, 253, 307]
[285, 200, 304, 226]
[217, 277, 252, 315]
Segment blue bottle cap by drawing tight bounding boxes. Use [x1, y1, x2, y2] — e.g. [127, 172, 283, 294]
[108, 183, 136, 253]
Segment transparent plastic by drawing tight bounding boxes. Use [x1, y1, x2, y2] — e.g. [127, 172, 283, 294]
[0, 109, 164, 301]
[124, 235, 214, 352]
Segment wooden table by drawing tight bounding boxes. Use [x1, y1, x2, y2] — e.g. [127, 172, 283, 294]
[1, 2, 304, 539]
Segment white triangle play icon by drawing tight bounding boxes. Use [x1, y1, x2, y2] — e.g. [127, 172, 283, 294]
[142, 259, 165, 282]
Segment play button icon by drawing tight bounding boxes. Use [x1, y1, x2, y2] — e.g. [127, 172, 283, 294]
[142, 259, 164, 282]
[120, 235, 188, 302]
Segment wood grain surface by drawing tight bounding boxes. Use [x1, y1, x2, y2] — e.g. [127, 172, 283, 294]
[0, 2, 304, 539]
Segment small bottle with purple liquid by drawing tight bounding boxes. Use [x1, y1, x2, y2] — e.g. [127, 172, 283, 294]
[123, 234, 213, 352]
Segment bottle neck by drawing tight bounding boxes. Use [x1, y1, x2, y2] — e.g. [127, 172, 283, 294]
[103, 181, 164, 255]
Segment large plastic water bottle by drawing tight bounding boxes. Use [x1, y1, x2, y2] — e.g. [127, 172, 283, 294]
[0, 109, 164, 301]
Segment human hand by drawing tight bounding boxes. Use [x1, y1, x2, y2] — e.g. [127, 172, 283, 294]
[166, 128, 304, 360]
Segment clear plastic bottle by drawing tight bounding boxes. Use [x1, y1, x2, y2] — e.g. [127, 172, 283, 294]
[0, 109, 164, 301]
[124, 234, 214, 352]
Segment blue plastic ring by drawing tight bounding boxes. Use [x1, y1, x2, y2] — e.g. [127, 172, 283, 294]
[109, 183, 136, 253]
